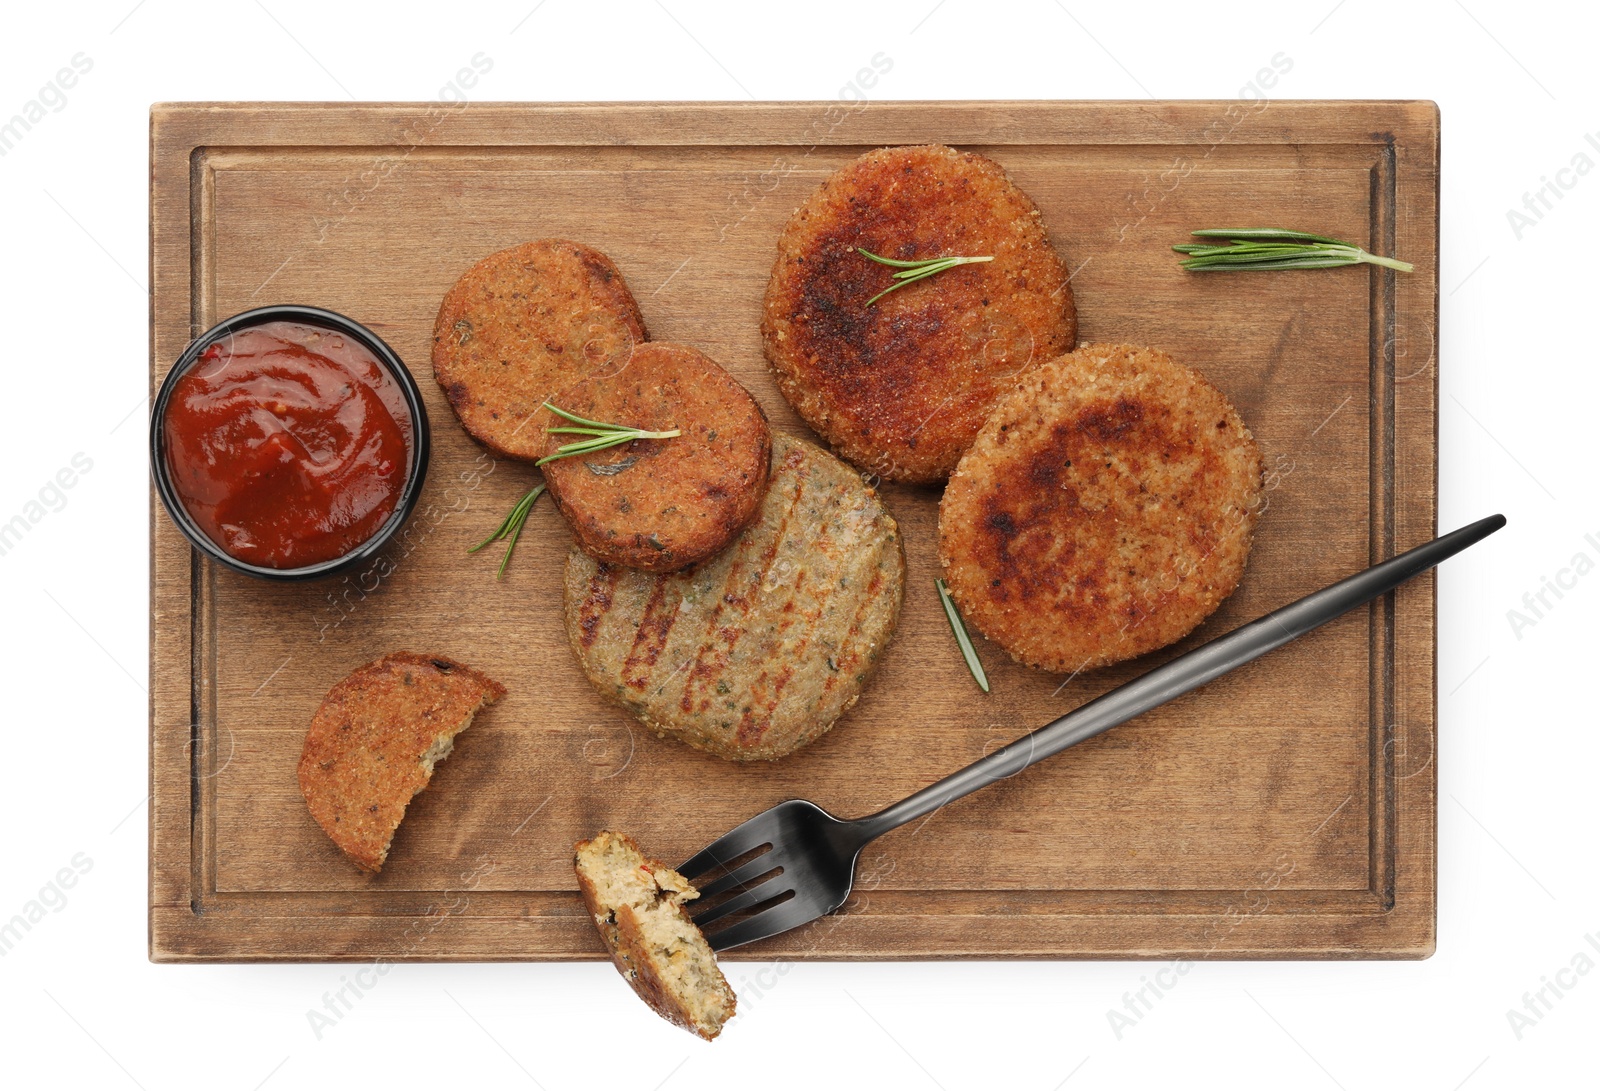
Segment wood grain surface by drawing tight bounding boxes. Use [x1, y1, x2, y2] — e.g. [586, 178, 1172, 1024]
[149, 100, 1439, 961]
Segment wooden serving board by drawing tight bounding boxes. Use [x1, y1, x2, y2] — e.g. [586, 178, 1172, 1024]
[150, 101, 1439, 961]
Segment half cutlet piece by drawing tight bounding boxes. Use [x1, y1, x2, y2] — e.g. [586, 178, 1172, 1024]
[298, 652, 506, 873]
[574, 831, 737, 1040]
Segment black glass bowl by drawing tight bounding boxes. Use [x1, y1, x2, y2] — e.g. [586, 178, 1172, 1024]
[150, 305, 431, 582]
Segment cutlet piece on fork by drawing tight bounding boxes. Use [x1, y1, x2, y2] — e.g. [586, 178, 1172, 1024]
[575, 831, 736, 1040]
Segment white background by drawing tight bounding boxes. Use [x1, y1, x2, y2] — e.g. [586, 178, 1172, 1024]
[1, 1, 1593, 1088]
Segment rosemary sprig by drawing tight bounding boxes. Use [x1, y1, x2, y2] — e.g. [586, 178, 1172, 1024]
[936, 578, 990, 694]
[535, 402, 681, 466]
[858, 247, 994, 306]
[468, 483, 545, 579]
[1173, 228, 1413, 273]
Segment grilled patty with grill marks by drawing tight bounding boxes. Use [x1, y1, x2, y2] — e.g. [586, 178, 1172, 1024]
[563, 433, 904, 761]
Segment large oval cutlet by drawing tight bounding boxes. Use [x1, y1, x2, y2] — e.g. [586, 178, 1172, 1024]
[939, 344, 1265, 673]
[564, 433, 905, 761]
[761, 144, 1077, 483]
[541, 342, 772, 573]
[433, 239, 648, 460]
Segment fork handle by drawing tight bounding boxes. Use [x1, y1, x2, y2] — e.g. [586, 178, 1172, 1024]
[854, 514, 1506, 842]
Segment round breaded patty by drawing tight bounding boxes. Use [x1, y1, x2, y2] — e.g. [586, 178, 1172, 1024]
[542, 343, 772, 573]
[433, 240, 648, 459]
[939, 344, 1264, 673]
[564, 433, 904, 761]
[761, 144, 1076, 484]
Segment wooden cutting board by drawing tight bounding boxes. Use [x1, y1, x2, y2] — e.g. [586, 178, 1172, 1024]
[149, 100, 1439, 961]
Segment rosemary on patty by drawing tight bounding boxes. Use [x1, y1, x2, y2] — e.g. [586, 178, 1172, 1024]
[536, 403, 682, 466]
[858, 247, 994, 306]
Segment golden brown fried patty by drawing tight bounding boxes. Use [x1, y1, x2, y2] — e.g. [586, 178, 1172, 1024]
[939, 344, 1264, 673]
[574, 831, 736, 1041]
[762, 144, 1076, 484]
[298, 653, 506, 873]
[564, 433, 904, 761]
[433, 240, 647, 459]
[541, 343, 772, 573]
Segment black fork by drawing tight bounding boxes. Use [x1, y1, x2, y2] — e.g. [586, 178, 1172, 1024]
[680, 515, 1506, 951]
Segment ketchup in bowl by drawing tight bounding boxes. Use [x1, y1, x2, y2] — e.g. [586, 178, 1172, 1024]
[160, 317, 418, 571]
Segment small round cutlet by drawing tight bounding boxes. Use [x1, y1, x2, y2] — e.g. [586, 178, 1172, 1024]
[541, 343, 772, 573]
[939, 344, 1264, 673]
[762, 144, 1076, 484]
[565, 433, 905, 761]
[433, 240, 648, 460]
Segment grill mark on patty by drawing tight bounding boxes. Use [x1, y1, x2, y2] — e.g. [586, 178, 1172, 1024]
[831, 547, 891, 680]
[621, 580, 678, 690]
[734, 480, 852, 734]
[758, 540, 870, 726]
[577, 564, 621, 649]
[734, 661, 796, 748]
[674, 544, 757, 716]
[689, 554, 760, 712]
[673, 449, 808, 716]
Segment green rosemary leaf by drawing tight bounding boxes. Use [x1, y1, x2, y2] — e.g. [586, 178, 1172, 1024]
[469, 484, 546, 580]
[858, 249, 945, 270]
[1182, 255, 1363, 271]
[535, 402, 682, 466]
[1181, 246, 1358, 266]
[936, 578, 990, 694]
[544, 404, 618, 430]
[858, 247, 994, 306]
[467, 510, 515, 552]
[1188, 227, 1349, 245]
[543, 433, 640, 460]
[1175, 228, 1413, 274]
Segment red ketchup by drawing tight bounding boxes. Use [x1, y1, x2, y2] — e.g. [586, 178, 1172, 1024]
[163, 321, 413, 569]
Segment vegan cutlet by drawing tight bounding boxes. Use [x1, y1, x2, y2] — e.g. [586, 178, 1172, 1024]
[298, 653, 506, 873]
[564, 433, 904, 761]
[938, 343, 1264, 673]
[433, 239, 647, 460]
[762, 144, 1076, 483]
[541, 342, 772, 573]
[574, 830, 736, 1041]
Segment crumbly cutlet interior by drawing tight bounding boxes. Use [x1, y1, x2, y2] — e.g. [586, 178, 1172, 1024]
[375, 713, 475, 868]
[577, 833, 734, 1035]
[418, 730, 457, 776]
